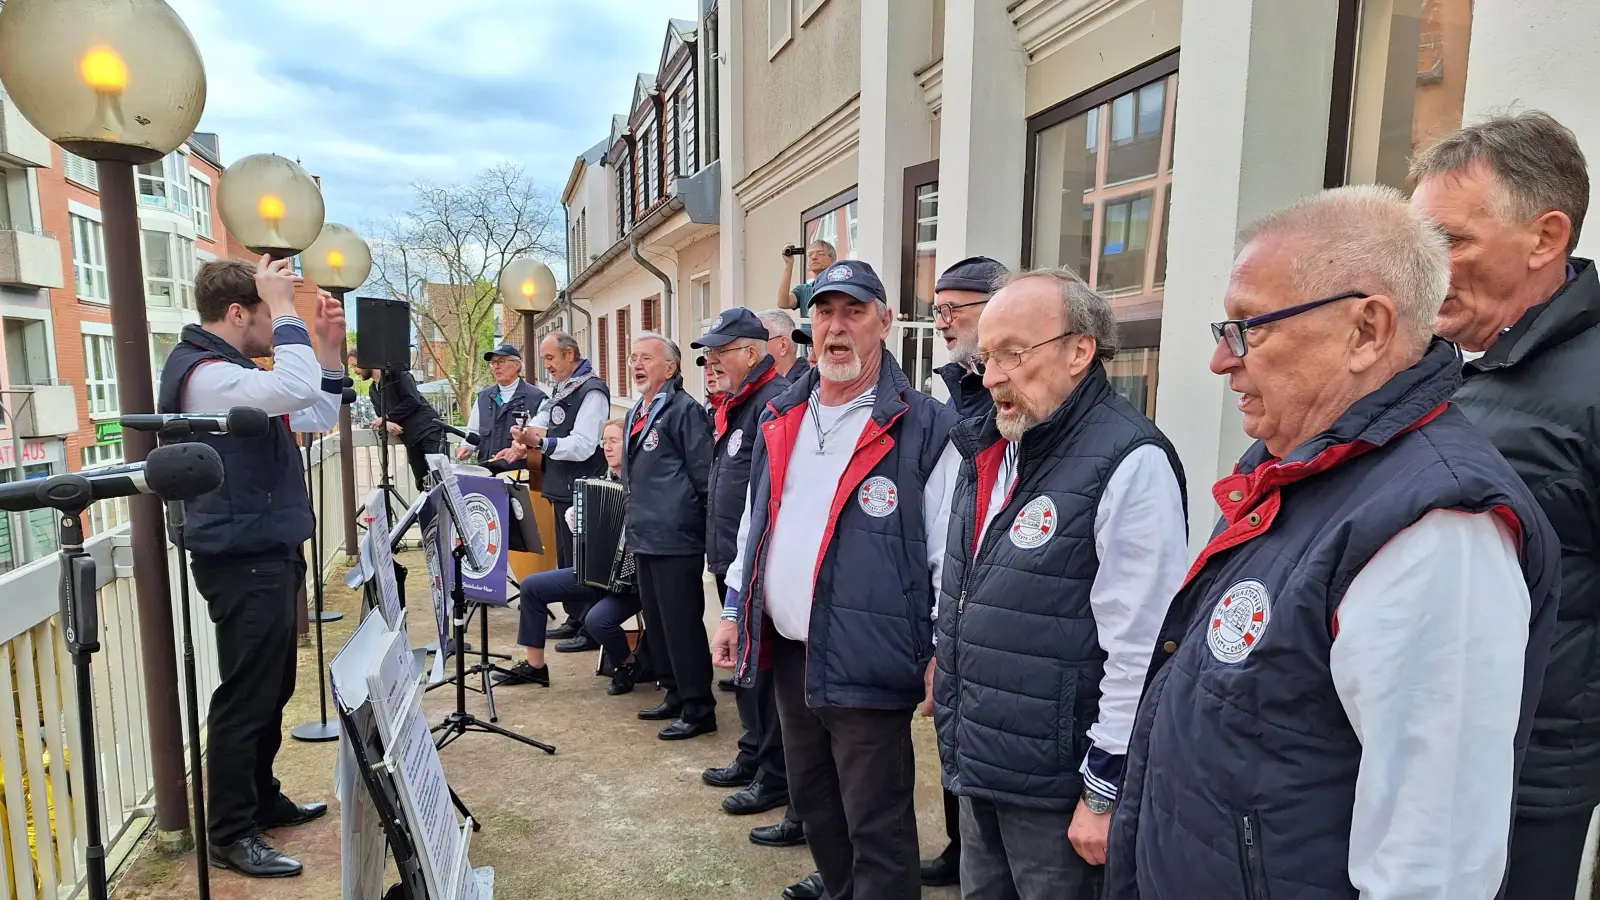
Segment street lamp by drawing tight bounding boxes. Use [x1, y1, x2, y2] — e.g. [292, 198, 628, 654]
[217, 153, 325, 258]
[0, 0, 206, 853]
[499, 257, 558, 355]
[300, 223, 370, 567]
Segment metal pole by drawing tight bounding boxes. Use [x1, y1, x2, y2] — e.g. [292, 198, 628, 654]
[521, 312, 538, 361]
[335, 289, 358, 561]
[95, 159, 188, 835]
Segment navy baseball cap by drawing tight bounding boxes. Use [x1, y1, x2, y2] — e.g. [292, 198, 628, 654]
[935, 256, 1008, 294]
[791, 324, 813, 345]
[809, 260, 885, 306]
[691, 307, 769, 349]
[483, 343, 521, 361]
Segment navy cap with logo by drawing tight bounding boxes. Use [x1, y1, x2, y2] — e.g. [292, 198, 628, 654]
[691, 307, 770, 350]
[482, 343, 521, 361]
[810, 259, 886, 306]
[791, 324, 813, 345]
[935, 256, 1008, 294]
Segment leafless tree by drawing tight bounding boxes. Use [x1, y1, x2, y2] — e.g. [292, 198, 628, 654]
[368, 163, 563, 417]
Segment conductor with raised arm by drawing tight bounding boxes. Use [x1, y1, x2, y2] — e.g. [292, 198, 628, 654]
[157, 256, 347, 878]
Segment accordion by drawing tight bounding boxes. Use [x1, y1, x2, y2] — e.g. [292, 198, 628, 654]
[572, 477, 636, 594]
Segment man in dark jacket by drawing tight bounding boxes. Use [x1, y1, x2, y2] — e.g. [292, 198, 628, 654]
[366, 364, 447, 490]
[712, 260, 961, 900]
[1410, 111, 1600, 900]
[461, 343, 547, 471]
[1106, 187, 1559, 899]
[934, 256, 1007, 421]
[935, 268, 1187, 899]
[692, 308, 801, 841]
[622, 332, 716, 740]
[759, 308, 809, 380]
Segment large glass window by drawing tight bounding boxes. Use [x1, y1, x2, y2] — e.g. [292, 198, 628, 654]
[142, 231, 196, 308]
[0, 464, 60, 572]
[136, 151, 191, 214]
[83, 334, 119, 418]
[70, 213, 109, 303]
[803, 193, 858, 263]
[192, 177, 213, 238]
[897, 163, 940, 397]
[1340, 0, 1473, 188]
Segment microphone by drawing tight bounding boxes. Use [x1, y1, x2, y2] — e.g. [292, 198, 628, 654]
[120, 407, 273, 440]
[442, 425, 481, 446]
[0, 443, 225, 514]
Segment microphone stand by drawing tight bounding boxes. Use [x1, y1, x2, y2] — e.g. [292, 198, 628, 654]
[53, 496, 109, 900]
[292, 431, 339, 743]
[163, 493, 212, 900]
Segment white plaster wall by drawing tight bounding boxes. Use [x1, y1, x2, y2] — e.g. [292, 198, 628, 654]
[742, 152, 861, 311]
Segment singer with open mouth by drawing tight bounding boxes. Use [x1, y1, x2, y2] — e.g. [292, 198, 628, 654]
[155, 255, 347, 879]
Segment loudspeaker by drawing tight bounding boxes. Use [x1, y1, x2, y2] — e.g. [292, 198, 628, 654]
[356, 296, 411, 371]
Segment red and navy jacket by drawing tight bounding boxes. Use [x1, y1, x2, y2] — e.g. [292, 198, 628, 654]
[706, 355, 788, 576]
[731, 348, 959, 710]
[1104, 340, 1559, 900]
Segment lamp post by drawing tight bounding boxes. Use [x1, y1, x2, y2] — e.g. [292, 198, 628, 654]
[216, 153, 325, 259]
[300, 224, 371, 565]
[498, 257, 559, 356]
[0, 0, 207, 843]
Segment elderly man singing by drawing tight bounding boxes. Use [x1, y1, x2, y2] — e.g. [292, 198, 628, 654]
[714, 260, 960, 900]
[1104, 186, 1560, 900]
[934, 268, 1187, 900]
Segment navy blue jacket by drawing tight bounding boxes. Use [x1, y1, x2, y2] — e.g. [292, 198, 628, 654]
[935, 364, 1184, 811]
[474, 380, 546, 465]
[1104, 341, 1559, 899]
[621, 374, 713, 556]
[706, 356, 788, 575]
[732, 349, 959, 709]
[938, 361, 993, 421]
[539, 363, 609, 504]
[157, 324, 325, 560]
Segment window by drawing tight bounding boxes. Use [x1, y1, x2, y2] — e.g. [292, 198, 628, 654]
[800, 0, 829, 24]
[1336, 0, 1473, 188]
[192, 177, 212, 238]
[81, 443, 128, 536]
[0, 464, 60, 572]
[598, 314, 610, 390]
[643, 121, 660, 207]
[63, 151, 99, 190]
[577, 209, 587, 268]
[83, 334, 119, 418]
[676, 89, 697, 176]
[143, 229, 174, 306]
[614, 308, 631, 398]
[136, 151, 190, 213]
[769, 0, 792, 58]
[694, 276, 714, 326]
[801, 188, 860, 267]
[899, 162, 939, 396]
[641, 295, 660, 333]
[70, 213, 109, 303]
[151, 331, 181, 382]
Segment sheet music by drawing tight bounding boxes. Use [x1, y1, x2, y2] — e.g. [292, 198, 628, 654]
[336, 712, 388, 900]
[387, 691, 463, 899]
[426, 453, 488, 572]
[366, 628, 419, 744]
[367, 492, 403, 628]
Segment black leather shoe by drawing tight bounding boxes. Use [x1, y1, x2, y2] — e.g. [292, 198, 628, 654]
[257, 795, 329, 829]
[921, 853, 960, 887]
[547, 620, 582, 640]
[209, 835, 303, 878]
[724, 781, 789, 815]
[607, 662, 637, 696]
[555, 634, 600, 653]
[491, 661, 549, 687]
[701, 760, 756, 788]
[637, 700, 683, 721]
[718, 677, 737, 692]
[658, 717, 717, 740]
[750, 817, 806, 848]
[782, 872, 825, 900]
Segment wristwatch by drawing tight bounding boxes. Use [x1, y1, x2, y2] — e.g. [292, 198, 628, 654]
[1081, 787, 1114, 815]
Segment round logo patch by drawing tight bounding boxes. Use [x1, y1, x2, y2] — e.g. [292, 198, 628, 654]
[827, 265, 854, 282]
[1009, 496, 1057, 550]
[455, 494, 502, 580]
[643, 429, 660, 452]
[857, 476, 898, 517]
[550, 405, 566, 425]
[510, 496, 524, 520]
[712, 311, 728, 331]
[727, 428, 744, 458]
[1207, 579, 1272, 664]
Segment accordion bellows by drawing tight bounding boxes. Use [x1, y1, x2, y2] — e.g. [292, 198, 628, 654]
[573, 478, 636, 594]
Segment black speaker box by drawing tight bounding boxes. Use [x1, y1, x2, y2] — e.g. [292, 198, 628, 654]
[356, 296, 412, 371]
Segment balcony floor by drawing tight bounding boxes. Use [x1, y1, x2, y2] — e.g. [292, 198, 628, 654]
[111, 549, 960, 900]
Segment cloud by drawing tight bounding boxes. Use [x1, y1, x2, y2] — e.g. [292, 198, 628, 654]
[166, 0, 696, 228]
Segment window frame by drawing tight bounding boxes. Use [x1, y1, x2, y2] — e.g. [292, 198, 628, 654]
[82, 333, 120, 419]
[191, 177, 213, 238]
[768, 0, 793, 59]
[70, 212, 110, 304]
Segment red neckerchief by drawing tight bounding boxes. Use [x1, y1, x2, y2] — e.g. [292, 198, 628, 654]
[711, 365, 779, 439]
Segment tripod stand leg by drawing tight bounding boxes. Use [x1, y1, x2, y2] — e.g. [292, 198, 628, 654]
[449, 786, 474, 824]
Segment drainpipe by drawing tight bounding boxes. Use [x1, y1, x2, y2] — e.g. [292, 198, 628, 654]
[630, 232, 673, 340]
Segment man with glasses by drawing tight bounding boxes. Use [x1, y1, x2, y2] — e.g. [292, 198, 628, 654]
[932, 267, 1187, 899]
[462, 343, 547, 472]
[758, 308, 809, 380]
[1104, 187, 1559, 900]
[934, 256, 1008, 421]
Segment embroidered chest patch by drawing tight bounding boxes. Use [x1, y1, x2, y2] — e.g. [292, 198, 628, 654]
[858, 476, 898, 517]
[1207, 579, 1271, 664]
[643, 429, 660, 452]
[1009, 496, 1057, 549]
[551, 405, 566, 425]
[727, 428, 743, 458]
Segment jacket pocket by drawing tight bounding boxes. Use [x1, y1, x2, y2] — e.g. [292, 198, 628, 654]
[1236, 811, 1270, 900]
[1056, 666, 1079, 771]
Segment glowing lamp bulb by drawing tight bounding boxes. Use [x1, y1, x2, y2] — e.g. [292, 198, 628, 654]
[79, 47, 129, 93]
[520, 279, 535, 298]
[257, 194, 286, 221]
[326, 250, 345, 268]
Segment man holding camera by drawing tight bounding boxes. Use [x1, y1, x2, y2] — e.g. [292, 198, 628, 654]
[777, 240, 837, 315]
[157, 255, 346, 879]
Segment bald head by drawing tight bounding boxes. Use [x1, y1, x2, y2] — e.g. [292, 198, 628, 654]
[980, 269, 1110, 440]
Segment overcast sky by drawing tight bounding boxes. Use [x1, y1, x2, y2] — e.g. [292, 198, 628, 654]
[167, 0, 698, 230]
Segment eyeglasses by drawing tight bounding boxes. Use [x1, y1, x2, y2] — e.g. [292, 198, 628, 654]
[934, 298, 988, 322]
[977, 333, 1076, 372]
[1210, 291, 1369, 358]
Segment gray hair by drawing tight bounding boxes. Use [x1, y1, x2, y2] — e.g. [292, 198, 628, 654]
[809, 240, 837, 258]
[724, 336, 769, 354]
[634, 331, 681, 371]
[1409, 110, 1589, 252]
[997, 267, 1118, 362]
[543, 330, 581, 359]
[756, 308, 796, 337]
[1241, 184, 1449, 353]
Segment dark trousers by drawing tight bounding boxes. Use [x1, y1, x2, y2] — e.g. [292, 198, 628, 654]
[192, 554, 305, 846]
[772, 636, 919, 900]
[720, 575, 790, 797]
[959, 796, 1097, 900]
[636, 553, 715, 723]
[549, 500, 587, 627]
[939, 788, 961, 861]
[516, 568, 640, 665]
[1501, 807, 1596, 900]
[403, 434, 447, 491]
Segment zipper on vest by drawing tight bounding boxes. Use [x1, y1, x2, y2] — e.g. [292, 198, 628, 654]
[1239, 813, 1269, 900]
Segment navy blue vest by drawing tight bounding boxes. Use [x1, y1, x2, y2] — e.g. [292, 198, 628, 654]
[156, 324, 314, 559]
[706, 356, 788, 575]
[474, 380, 545, 464]
[732, 349, 959, 709]
[934, 364, 1184, 811]
[1104, 342, 1559, 900]
[540, 364, 609, 504]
